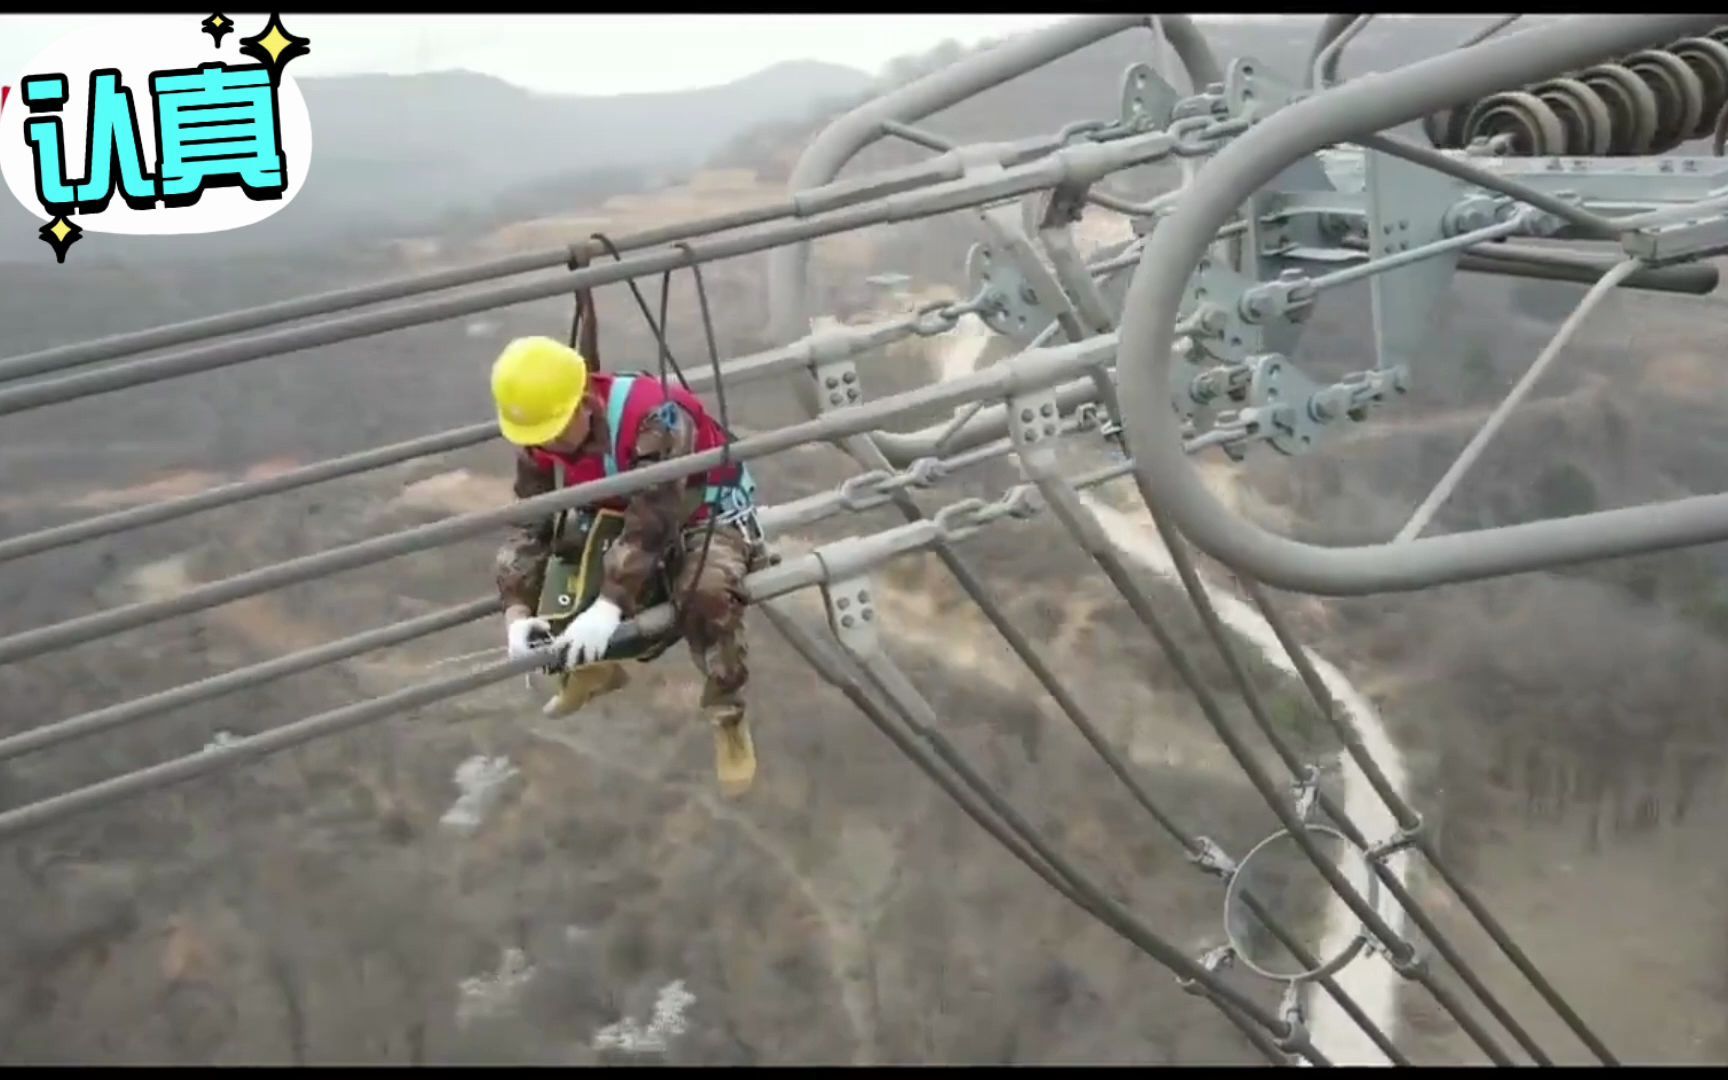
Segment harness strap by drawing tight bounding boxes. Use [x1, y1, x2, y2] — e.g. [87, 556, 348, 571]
[601, 371, 757, 523]
[603, 374, 637, 479]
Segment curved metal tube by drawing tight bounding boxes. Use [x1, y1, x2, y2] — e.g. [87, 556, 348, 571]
[768, 12, 1221, 422]
[1115, 14, 1726, 597]
[1311, 15, 1373, 90]
[1306, 14, 1360, 83]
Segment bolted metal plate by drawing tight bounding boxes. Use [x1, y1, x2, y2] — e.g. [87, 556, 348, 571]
[1120, 62, 1180, 133]
[1248, 154, 1342, 359]
[1245, 352, 1327, 457]
[1170, 255, 1270, 438]
[967, 202, 1087, 348]
[822, 575, 881, 658]
[965, 241, 1053, 346]
[1224, 54, 1309, 122]
[1006, 388, 1064, 449]
[1365, 147, 1469, 378]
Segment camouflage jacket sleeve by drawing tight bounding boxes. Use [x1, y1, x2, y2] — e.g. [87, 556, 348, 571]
[600, 400, 702, 615]
[494, 449, 557, 615]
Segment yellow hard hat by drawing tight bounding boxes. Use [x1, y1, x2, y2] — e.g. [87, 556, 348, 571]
[490, 336, 589, 447]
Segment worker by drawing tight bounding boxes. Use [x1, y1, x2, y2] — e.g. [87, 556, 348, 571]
[490, 335, 763, 796]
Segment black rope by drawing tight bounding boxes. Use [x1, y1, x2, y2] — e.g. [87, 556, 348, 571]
[566, 250, 587, 351]
[586, 232, 746, 627]
[590, 232, 693, 394]
[669, 241, 734, 627]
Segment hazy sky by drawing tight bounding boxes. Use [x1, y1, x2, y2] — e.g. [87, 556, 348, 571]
[0, 14, 1104, 96]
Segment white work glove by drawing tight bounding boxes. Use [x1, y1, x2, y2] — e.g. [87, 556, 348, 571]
[505, 615, 553, 662]
[554, 597, 623, 669]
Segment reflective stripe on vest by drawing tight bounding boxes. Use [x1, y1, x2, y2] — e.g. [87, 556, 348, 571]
[602, 374, 637, 480]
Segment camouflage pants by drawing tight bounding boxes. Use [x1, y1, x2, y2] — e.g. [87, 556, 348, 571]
[667, 520, 755, 722]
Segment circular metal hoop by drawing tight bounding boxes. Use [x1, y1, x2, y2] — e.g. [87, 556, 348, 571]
[1221, 823, 1384, 985]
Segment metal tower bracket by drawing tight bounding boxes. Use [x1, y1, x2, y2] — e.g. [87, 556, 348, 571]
[1365, 147, 1470, 377]
[820, 575, 882, 659]
[1119, 61, 1180, 133]
[966, 202, 1086, 347]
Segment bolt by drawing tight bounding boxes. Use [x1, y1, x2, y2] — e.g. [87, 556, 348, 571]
[1043, 423, 1056, 437]
[825, 376, 839, 389]
[843, 371, 857, 384]
[829, 392, 843, 405]
[1021, 408, 1035, 422]
[847, 388, 860, 401]
[842, 615, 855, 628]
[1040, 403, 1055, 418]
[1021, 286, 1039, 305]
[858, 590, 870, 603]
[862, 609, 874, 622]
[837, 597, 851, 610]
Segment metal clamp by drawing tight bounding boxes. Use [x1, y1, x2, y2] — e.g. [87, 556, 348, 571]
[1186, 835, 1238, 881]
[1007, 389, 1064, 447]
[1176, 942, 1237, 995]
[821, 574, 881, 658]
[1274, 981, 1312, 1055]
[1365, 812, 1425, 862]
[1291, 763, 1321, 822]
[811, 354, 863, 413]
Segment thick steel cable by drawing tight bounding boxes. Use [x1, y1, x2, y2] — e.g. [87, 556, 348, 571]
[0, 453, 1138, 839]
[1394, 257, 1641, 543]
[852, 648, 1332, 1066]
[1137, 502, 1547, 1066]
[0, 130, 1175, 420]
[1241, 578, 1619, 1065]
[0, 435, 1035, 766]
[0, 201, 800, 386]
[756, 601, 1299, 1067]
[0, 215, 1126, 576]
[1023, 462, 1520, 1066]
[0, 310, 935, 567]
[0, 599, 495, 762]
[891, 467, 1406, 1064]
[0, 423, 496, 565]
[0, 337, 1114, 668]
[827, 421, 1401, 1059]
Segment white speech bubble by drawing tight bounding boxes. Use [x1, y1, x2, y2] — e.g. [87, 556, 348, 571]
[0, 17, 312, 236]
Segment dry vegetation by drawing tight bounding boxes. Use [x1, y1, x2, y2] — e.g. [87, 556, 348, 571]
[4, 18, 1728, 1066]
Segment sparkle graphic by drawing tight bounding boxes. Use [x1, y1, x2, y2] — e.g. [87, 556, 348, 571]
[38, 216, 82, 263]
[200, 13, 233, 49]
[237, 14, 311, 84]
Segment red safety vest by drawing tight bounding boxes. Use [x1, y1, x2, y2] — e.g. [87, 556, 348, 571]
[528, 372, 750, 522]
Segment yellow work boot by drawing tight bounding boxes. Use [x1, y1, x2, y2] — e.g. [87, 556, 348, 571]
[708, 705, 756, 798]
[542, 661, 630, 718]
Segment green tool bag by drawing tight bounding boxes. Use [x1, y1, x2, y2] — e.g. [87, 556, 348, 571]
[535, 504, 681, 665]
